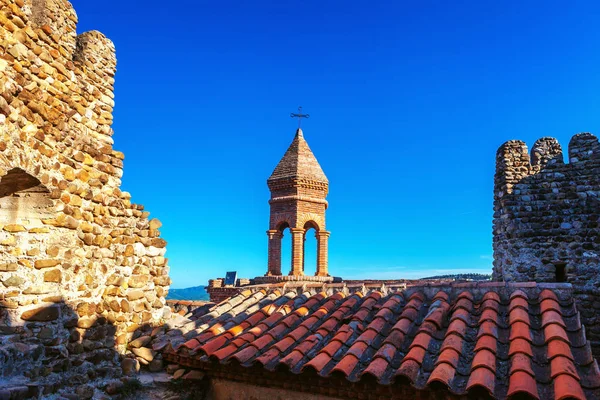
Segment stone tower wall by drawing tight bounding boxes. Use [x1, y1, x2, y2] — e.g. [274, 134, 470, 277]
[493, 132, 600, 351]
[0, 0, 171, 389]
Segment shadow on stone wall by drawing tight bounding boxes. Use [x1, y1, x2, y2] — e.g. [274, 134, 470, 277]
[0, 297, 122, 398]
[0, 297, 213, 399]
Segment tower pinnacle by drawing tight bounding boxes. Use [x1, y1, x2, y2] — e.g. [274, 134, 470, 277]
[265, 127, 331, 280]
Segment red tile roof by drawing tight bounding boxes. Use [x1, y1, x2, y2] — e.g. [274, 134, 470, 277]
[163, 283, 600, 399]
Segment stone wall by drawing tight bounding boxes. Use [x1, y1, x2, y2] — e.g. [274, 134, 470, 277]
[0, 0, 171, 392]
[493, 132, 600, 353]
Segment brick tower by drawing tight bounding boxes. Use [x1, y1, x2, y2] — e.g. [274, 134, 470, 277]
[265, 128, 331, 280]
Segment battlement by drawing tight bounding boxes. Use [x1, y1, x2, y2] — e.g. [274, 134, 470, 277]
[6, 0, 116, 72]
[495, 133, 600, 195]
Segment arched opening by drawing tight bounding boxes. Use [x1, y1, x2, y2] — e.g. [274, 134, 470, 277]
[0, 168, 53, 225]
[0, 168, 77, 285]
[304, 221, 319, 275]
[278, 222, 292, 275]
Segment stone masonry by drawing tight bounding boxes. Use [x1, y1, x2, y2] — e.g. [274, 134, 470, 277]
[0, 0, 171, 393]
[493, 132, 600, 354]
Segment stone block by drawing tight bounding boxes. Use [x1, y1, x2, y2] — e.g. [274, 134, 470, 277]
[21, 305, 60, 321]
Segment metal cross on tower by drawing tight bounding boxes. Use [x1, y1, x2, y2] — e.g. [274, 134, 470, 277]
[290, 106, 310, 128]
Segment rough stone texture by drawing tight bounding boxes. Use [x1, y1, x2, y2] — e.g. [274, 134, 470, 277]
[493, 132, 600, 354]
[0, 0, 170, 391]
[266, 128, 331, 278]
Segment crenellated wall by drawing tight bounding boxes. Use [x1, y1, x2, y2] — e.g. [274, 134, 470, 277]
[0, 0, 171, 393]
[493, 132, 600, 353]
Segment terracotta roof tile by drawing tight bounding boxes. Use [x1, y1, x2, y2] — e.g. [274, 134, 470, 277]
[428, 361, 457, 387]
[367, 317, 387, 333]
[548, 339, 574, 361]
[482, 291, 501, 303]
[279, 349, 305, 369]
[509, 307, 531, 325]
[395, 359, 421, 383]
[472, 349, 496, 373]
[373, 342, 397, 362]
[456, 291, 474, 301]
[320, 338, 345, 358]
[541, 298, 562, 314]
[509, 296, 529, 311]
[510, 289, 528, 300]
[392, 318, 414, 334]
[440, 333, 464, 354]
[303, 352, 332, 374]
[551, 356, 580, 381]
[509, 321, 532, 342]
[540, 289, 559, 302]
[447, 319, 469, 338]
[542, 310, 567, 329]
[403, 345, 427, 365]
[478, 320, 499, 339]
[450, 308, 471, 323]
[510, 353, 535, 377]
[508, 337, 534, 357]
[508, 370, 540, 399]
[166, 284, 600, 399]
[553, 374, 586, 400]
[331, 354, 360, 377]
[466, 365, 496, 395]
[454, 298, 473, 311]
[474, 334, 497, 354]
[436, 347, 460, 368]
[362, 356, 390, 380]
[481, 298, 500, 313]
[545, 323, 570, 343]
[480, 308, 499, 323]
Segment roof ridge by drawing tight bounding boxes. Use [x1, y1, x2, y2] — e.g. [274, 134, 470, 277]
[268, 128, 328, 184]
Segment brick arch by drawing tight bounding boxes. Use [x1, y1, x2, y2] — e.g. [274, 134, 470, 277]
[271, 213, 293, 232]
[297, 213, 324, 231]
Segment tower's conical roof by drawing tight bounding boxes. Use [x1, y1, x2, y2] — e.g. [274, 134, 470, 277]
[268, 128, 328, 184]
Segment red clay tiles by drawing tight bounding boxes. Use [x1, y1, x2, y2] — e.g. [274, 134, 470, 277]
[165, 284, 600, 399]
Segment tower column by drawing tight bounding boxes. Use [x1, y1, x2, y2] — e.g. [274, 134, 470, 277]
[316, 231, 331, 277]
[266, 230, 283, 276]
[290, 228, 305, 276]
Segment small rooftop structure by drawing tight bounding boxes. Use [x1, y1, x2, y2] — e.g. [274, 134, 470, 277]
[264, 128, 332, 281]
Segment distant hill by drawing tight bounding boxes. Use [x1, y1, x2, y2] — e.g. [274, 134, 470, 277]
[422, 273, 491, 281]
[166, 285, 209, 301]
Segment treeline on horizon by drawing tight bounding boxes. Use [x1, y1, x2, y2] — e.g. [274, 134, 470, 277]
[422, 273, 492, 281]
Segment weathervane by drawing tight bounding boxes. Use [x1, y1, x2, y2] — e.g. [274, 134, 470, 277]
[290, 106, 309, 128]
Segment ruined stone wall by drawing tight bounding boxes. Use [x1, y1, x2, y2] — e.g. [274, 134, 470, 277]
[0, 0, 171, 391]
[493, 132, 600, 352]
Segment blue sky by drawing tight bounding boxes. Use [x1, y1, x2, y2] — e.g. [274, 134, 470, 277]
[71, 1, 600, 288]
